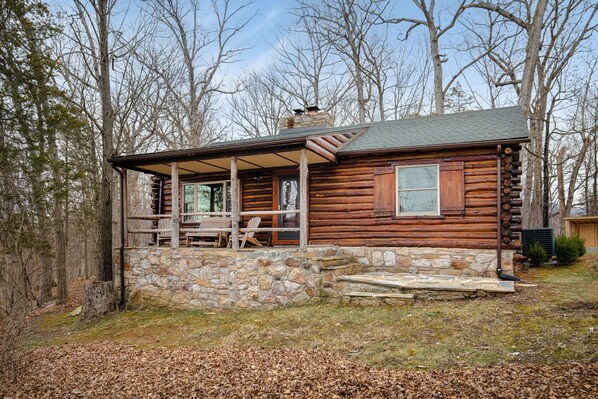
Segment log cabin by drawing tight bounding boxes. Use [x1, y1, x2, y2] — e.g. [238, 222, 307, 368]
[108, 106, 529, 309]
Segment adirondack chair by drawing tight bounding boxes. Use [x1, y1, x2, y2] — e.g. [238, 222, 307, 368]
[230, 217, 263, 249]
[156, 218, 172, 246]
[185, 217, 231, 247]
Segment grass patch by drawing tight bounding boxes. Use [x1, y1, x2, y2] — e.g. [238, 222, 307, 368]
[28, 254, 598, 370]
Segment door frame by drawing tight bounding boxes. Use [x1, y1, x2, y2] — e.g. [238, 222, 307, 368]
[272, 171, 301, 245]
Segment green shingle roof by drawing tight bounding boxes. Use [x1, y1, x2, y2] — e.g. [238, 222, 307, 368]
[110, 106, 529, 169]
[337, 106, 529, 153]
[208, 106, 529, 154]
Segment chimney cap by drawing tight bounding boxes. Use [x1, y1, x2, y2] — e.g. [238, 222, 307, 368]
[293, 108, 304, 115]
[306, 105, 320, 114]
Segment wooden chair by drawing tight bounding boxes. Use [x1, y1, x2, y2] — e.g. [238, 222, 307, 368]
[231, 217, 263, 248]
[185, 217, 231, 247]
[156, 218, 172, 246]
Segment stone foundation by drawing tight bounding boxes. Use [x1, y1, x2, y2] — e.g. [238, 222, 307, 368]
[115, 246, 513, 310]
[338, 247, 513, 277]
[117, 247, 338, 310]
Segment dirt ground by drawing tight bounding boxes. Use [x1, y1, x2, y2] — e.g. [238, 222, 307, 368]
[1, 343, 597, 398]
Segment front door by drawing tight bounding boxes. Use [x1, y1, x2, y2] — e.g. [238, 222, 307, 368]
[273, 174, 300, 243]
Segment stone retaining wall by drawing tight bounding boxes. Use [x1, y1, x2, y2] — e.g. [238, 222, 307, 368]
[338, 247, 514, 277]
[115, 246, 512, 310]
[117, 247, 338, 309]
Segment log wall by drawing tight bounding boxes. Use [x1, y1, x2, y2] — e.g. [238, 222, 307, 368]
[149, 145, 525, 250]
[308, 147, 502, 250]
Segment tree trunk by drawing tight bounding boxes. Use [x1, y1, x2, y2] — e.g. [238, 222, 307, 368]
[429, 29, 444, 115]
[80, 281, 116, 320]
[556, 146, 567, 233]
[518, 0, 548, 116]
[354, 65, 366, 124]
[525, 103, 546, 228]
[97, 0, 114, 282]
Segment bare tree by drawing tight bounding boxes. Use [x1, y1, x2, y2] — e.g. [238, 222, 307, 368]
[555, 59, 598, 231]
[138, 0, 255, 148]
[62, 0, 117, 281]
[269, 14, 352, 118]
[380, 1, 494, 115]
[465, 0, 549, 116]
[297, 0, 390, 124]
[387, 43, 432, 119]
[228, 70, 292, 138]
[466, 0, 598, 228]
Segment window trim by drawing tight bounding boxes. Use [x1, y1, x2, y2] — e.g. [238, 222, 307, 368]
[395, 164, 440, 217]
[182, 180, 231, 223]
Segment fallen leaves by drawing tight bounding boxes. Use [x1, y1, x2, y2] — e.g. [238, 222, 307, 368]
[1, 343, 597, 398]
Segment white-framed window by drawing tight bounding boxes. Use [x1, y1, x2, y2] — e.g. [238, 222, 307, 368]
[396, 164, 439, 216]
[183, 180, 231, 222]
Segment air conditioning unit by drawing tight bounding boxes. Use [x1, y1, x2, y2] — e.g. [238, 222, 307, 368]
[522, 228, 555, 257]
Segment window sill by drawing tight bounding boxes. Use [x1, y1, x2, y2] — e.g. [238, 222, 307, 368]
[391, 215, 446, 220]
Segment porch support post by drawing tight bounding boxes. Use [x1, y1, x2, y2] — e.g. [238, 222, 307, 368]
[230, 157, 240, 250]
[171, 162, 180, 249]
[122, 167, 128, 247]
[299, 149, 309, 250]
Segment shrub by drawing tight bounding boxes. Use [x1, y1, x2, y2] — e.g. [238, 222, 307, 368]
[555, 235, 579, 266]
[527, 242, 547, 267]
[570, 236, 586, 257]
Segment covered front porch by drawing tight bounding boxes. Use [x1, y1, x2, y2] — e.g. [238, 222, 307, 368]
[110, 130, 358, 251]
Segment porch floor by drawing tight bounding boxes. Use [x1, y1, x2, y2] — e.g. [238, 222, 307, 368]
[339, 272, 515, 293]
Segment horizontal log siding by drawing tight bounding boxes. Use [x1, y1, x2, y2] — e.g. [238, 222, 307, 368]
[308, 148, 500, 249]
[148, 146, 515, 250]
[240, 172, 273, 243]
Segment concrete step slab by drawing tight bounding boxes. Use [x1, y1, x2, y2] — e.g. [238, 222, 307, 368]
[339, 272, 515, 293]
[343, 291, 414, 300]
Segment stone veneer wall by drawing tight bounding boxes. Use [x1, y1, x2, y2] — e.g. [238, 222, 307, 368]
[338, 247, 514, 277]
[117, 247, 338, 310]
[115, 246, 512, 310]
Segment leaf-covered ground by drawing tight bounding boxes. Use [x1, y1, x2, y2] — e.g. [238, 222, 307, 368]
[2, 343, 597, 398]
[1, 254, 596, 397]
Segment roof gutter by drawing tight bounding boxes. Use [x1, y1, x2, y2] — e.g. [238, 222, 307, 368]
[496, 144, 520, 282]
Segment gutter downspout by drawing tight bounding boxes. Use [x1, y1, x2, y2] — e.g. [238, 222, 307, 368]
[112, 165, 126, 306]
[496, 145, 520, 281]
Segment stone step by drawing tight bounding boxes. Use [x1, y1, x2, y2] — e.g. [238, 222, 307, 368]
[321, 262, 363, 273]
[313, 256, 353, 267]
[321, 263, 364, 286]
[341, 291, 414, 306]
[343, 291, 414, 300]
[339, 273, 515, 294]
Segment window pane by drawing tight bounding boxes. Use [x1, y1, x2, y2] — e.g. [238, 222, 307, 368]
[398, 166, 437, 190]
[184, 202, 195, 222]
[399, 190, 438, 214]
[280, 178, 299, 228]
[196, 185, 211, 213]
[226, 184, 231, 212]
[183, 185, 195, 222]
[184, 185, 194, 203]
[211, 184, 224, 212]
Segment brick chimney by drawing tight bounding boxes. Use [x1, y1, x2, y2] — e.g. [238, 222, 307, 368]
[278, 106, 333, 130]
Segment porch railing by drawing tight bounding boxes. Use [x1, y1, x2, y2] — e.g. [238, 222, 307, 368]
[126, 209, 301, 245]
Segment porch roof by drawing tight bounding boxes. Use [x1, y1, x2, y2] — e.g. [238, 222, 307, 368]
[108, 127, 362, 176]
